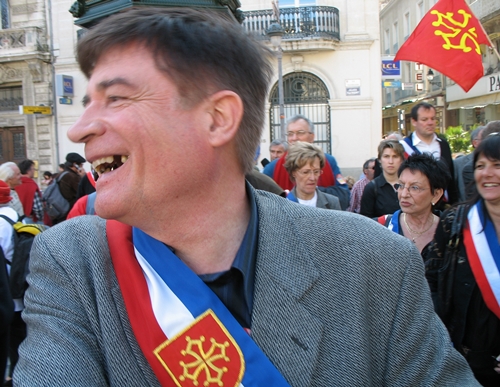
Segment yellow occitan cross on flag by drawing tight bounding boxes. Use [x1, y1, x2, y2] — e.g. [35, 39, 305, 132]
[394, 0, 491, 92]
[431, 9, 481, 54]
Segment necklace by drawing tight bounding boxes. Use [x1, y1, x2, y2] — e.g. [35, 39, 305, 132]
[403, 213, 436, 243]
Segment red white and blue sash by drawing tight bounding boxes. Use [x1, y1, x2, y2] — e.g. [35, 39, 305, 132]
[463, 202, 500, 319]
[400, 137, 420, 159]
[378, 210, 401, 233]
[107, 220, 291, 387]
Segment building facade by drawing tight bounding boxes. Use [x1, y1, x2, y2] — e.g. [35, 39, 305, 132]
[47, 0, 383, 178]
[244, 0, 382, 177]
[0, 0, 55, 177]
[380, 0, 500, 135]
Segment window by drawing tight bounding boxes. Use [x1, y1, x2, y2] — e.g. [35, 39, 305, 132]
[417, 1, 424, 22]
[0, 86, 23, 111]
[280, 0, 316, 6]
[404, 63, 411, 83]
[404, 12, 410, 40]
[393, 21, 399, 53]
[0, 0, 9, 29]
[384, 29, 390, 55]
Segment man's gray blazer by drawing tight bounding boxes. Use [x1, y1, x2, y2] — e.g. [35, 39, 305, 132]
[15, 190, 478, 386]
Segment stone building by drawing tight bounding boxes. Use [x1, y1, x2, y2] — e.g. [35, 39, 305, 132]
[48, 0, 382, 177]
[0, 0, 54, 176]
[243, 0, 382, 176]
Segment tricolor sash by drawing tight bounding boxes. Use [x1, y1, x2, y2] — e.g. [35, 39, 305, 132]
[378, 210, 401, 233]
[107, 220, 291, 387]
[400, 137, 420, 159]
[463, 202, 500, 319]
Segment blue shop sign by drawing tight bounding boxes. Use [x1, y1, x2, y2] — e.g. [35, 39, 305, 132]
[382, 59, 401, 79]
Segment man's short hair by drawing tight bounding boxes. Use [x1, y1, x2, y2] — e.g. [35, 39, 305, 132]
[481, 120, 500, 138]
[286, 115, 314, 132]
[410, 102, 435, 121]
[269, 139, 288, 151]
[18, 159, 34, 175]
[470, 126, 484, 144]
[77, 8, 273, 174]
[0, 162, 18, 182]
[284, 141, 325, 178]
[377, 139, 405, 160]
[363, 158, 376, 171]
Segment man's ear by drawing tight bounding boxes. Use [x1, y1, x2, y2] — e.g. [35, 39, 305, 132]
[206, 90, 243, 148]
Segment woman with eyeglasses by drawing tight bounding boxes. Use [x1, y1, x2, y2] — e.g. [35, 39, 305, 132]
[284, 142, 341, 210]
[424, 133, 500, 386]
[378, 153, 450, 253]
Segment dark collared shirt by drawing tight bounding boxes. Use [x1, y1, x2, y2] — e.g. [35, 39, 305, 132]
[198, 183, 258, 329]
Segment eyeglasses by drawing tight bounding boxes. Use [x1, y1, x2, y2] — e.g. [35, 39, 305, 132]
[394, 183, 429, 194]
[487, 132, 500, 137]
[287, 130, 310, 137]
[296, 169, 323, 177]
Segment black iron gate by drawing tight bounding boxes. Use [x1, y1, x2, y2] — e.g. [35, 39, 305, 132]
[269, 72, 331, 154]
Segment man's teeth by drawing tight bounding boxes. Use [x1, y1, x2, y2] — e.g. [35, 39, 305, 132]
[91, 155, 129, 176]
[484, 183, 499, 187]
[92, 156, 114, 169]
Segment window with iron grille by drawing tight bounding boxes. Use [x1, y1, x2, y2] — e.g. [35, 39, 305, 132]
[0, 86, 23, 111]
[269, 72, 331, 154]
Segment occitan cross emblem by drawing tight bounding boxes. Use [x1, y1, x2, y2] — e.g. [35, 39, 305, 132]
[179, 335, 230, 386]
[431, 9, 481, 54]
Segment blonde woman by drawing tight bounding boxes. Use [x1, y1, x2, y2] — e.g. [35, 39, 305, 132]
[284, 142, 341, 210]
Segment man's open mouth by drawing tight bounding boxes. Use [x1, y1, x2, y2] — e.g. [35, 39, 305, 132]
[92, 155, 129, 176]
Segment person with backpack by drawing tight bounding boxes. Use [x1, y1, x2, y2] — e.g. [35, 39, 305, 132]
[0, 180, 22, 386]
[43, 153, 86, 224]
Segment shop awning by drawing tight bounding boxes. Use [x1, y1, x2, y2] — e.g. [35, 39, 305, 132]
[447, 92, 500, 110]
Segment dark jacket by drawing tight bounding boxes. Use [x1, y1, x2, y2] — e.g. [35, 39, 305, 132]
[359, 174, 399, 218]
[424, 204, 500, 378]
[59, 169, 82, 209]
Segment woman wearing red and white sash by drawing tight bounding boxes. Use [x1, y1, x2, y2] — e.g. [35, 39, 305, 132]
[425, 133, 500, 386]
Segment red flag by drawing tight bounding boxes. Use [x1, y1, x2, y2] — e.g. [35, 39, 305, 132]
[394, 0, 491, 92]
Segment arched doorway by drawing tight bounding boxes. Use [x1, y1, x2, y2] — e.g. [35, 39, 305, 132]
[269, 72, 331, 154]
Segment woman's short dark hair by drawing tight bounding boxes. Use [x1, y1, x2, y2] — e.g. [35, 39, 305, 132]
[397, 153, 451, 194]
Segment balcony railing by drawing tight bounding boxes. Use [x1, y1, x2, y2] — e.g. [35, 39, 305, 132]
[243, 6, 340, 41]
[0, 27, 48, 58]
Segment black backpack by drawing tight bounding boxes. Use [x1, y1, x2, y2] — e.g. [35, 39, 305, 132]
[43, 171, 70, 220]
[0, 215, 48, 298]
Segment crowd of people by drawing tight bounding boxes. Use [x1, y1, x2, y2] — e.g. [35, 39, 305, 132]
[0, 7, 497, 387]
[0, 152, 91, 385]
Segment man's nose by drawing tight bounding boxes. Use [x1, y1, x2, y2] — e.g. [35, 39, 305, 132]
[68, 106, 105, 143]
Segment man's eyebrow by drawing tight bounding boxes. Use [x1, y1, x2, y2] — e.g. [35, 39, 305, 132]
[96, 77, 134, 90]
[82, 78, 135, 107]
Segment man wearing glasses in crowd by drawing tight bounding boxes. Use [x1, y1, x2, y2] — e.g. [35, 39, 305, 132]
[263, 114, 350, 209]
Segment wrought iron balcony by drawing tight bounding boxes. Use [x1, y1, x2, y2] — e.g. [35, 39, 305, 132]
[0, 27, 49, 61]
[242, 6, 340, 42]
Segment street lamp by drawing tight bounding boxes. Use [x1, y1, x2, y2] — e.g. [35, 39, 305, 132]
[426, 69, 442, 87]
[266, 22, 285, 141]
